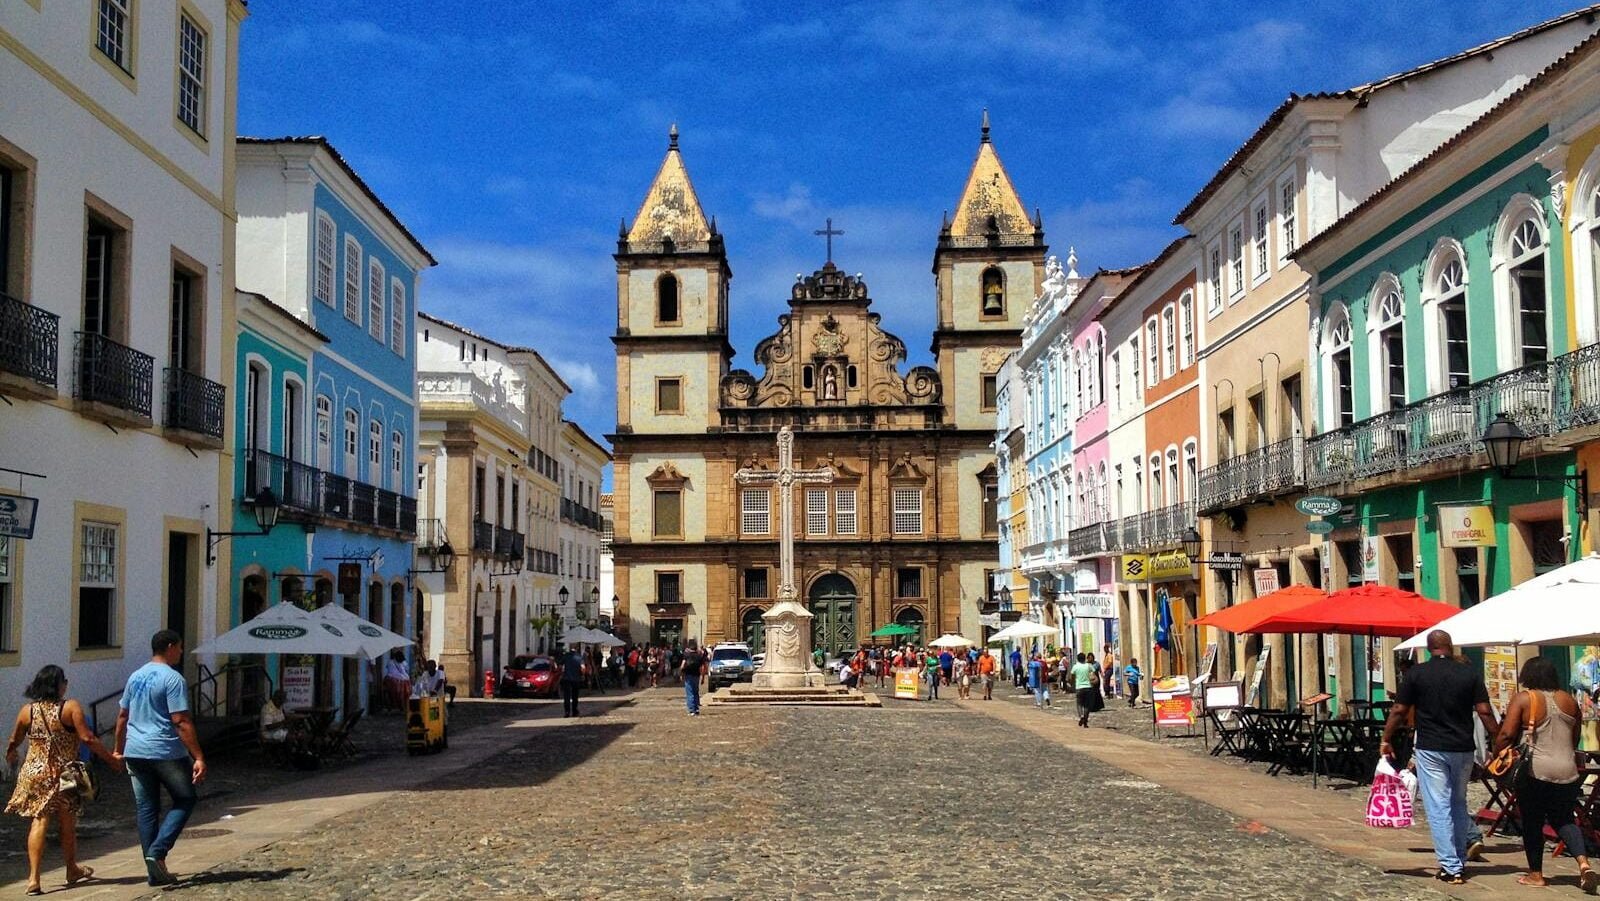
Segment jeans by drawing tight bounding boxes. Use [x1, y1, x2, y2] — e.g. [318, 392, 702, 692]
[126, 757, 197, 861]
[926, 673, 939, 700]
[560, 681, 580, 717]
[1520, 776, 1585, 871]
[1414, 749, 1474, 875]
[684, 677, 700, 714]
[1032, 684, 1049, 707]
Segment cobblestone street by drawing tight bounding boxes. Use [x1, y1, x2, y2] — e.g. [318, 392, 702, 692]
[127, 687, 1459, 900]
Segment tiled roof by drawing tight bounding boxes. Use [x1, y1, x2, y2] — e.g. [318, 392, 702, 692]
[238, 136, 438, 266]
[1173, 4, 1600, 225]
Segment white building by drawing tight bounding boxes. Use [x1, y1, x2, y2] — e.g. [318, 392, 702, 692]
[558, 422, 609, 629]
[0, 1, 244, 712]
[414, 312, 569, 688]
[598, 492, 615, 624]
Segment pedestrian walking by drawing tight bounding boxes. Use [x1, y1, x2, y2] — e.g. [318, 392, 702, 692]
[559, 645, 585, 718]
[1124, 658, 1143, 707]
[978, 649, 996, 700]
[938, 649, 954, 686]
[1381, 630, 1498, 885]
[1027, 652, 1049, 708]
[113, 630, 206, 887]
[1102, 644, 1118, 698]
[1493, 657, 1598, 890]
[680, 640, 706, 716]
[923, 650, 941, 701]
[5, 665, 122, 895]
[1010, 647, 1024, 688]
[1072, 653, 1097, 727]
[955, 656, 970, 700]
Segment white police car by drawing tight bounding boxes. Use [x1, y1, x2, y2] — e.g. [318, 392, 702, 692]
[708, 642, 755, 689]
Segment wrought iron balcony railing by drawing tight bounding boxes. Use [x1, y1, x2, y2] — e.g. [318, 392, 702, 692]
[243, 448, 415, 537]
[0, 292, 58, 389]
[350, 482, 376, 526]
[245, 449, 320, 516]
[472, 520, 496, 554]
[494, 526, 523, 561]
[163, 367, 224, 440]
[1197, 437, 1304, 512]
[74, 331, 152, 418]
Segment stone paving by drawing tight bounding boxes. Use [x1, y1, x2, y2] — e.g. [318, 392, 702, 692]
[141, 685, 1450, 900]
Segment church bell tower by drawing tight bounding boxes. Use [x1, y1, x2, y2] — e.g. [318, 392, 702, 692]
[931, 111, 1047, 430]
[614, 125, 733, 436]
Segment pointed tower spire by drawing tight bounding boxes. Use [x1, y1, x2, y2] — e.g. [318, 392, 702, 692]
[625, 126, 711, 246]
[947, 113, 1035, 239]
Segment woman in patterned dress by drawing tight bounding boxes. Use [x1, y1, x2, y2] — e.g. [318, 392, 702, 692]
[4, 665, 121, 895]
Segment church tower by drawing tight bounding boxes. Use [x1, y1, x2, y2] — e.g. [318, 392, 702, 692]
[931, 111, 1046, 431]
[614, 125, 733, 437]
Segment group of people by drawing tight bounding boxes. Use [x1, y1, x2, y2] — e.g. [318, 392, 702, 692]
[1382, 629, 1599, 890]
[617, 644, 695, 690]
[5, 630, 204, 893]
[1009, 645, 1143, 713]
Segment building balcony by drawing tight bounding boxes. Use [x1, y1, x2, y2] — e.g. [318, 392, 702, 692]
[162, 367, 224, 449]
[1197, 437, 1304, 514]
[493, 526, 524, 562]
[1305, 347, 1598, 493]
[416, 369, 526, 432]
[1068, 521, 1111, 558]
[472, 520, 496, 555]
[525, 547, 558, 575]
[242, 448, 415, 538]
[0, 292, 58, 399]
[415, 518, 447, 555]
[73, 331, 152, 428]
[1123, 501, 1196, 551]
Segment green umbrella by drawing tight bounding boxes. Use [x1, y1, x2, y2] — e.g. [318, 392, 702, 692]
[869, 623, 917, 638]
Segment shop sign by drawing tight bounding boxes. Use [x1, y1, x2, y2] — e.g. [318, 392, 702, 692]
[1362, 534, 1381, 582]
[1306, 520, 1336, 535]
[1204, 552, 1243, 571]
[1072, 592, 1115, 619]
[1148, 550, 1193, 582]
[1073, 566, 1099, 592]
[0, 496, 38, 540]
[283, 665, 315, 709]
[1439, 504, 1496, 548]
[1152, 675, 1195, 726]
[1252, 567, 1280, 597]
[1120, 554, 1147, 583]
[1296, 496, 1342, 517]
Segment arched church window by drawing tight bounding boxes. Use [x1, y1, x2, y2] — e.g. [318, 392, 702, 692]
[802, 365, 814, 390]
[981, 267, 1005, 316]
[847, 365, 858, 388]
[657, 273, 680, 324]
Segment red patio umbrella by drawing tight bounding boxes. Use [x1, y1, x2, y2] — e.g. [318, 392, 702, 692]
[1191, 585, 1328, 633]
[1248, 584, 1458, 638]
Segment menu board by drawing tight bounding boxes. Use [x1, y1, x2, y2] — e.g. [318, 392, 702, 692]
[1483, 646, 1519, 715]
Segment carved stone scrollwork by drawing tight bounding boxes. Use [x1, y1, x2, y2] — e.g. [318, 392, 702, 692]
[906, 366, 941, 403]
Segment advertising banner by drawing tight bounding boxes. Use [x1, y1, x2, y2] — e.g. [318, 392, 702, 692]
[1152, 675, 1196, 727]
[283, 664, 315, 709]
[1484, 646, 1518, 714]
[893, 668, 920, 700]
[1148, 550, 1193, 583]
[1120, 554, 1147, 583]
[1440, 505, 1496, 548]
[1362, 534, 1381, 583]
[1252, 567, 1280, 597]
[1246, 645, 1272, 707]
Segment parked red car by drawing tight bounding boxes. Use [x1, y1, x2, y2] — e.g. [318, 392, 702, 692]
[499, 655, 559, 698]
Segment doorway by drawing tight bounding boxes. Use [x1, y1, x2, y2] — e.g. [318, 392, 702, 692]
[808, 573, 857, 656]
[166, 532, 200, 682]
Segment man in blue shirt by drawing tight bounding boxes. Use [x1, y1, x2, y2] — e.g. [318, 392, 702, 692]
[1010, 647, 1024, 687]
[1027, 652, 1050, 708]
[114, 630, 205, 887]
[559, 646, 585, 717]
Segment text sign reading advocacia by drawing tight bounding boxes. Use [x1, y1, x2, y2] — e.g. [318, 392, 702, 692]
[1440, 504, 1496, 548]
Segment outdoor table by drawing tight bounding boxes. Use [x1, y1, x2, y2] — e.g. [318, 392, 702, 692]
[1345, 700, 1394, 721]
[1311, 719, 1384, 787]
[1234, 707, 1270, 762]
[291, 706, 339, 756]
[1256, 711, 1310, 776]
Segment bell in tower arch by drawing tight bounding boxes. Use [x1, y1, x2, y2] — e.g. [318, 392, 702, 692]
[981, 266, 1005, 316]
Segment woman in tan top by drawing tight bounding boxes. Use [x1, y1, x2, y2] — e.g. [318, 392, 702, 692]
[1495, 656, 1596, 890]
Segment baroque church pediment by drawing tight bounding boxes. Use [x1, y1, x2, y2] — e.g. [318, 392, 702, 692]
[644, 461, 690, 487]
[888, 453, 930, 484]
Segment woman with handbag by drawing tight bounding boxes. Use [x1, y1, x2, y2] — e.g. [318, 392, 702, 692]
[4, 665, 122, 895]
[1492, 656, 1597, 890]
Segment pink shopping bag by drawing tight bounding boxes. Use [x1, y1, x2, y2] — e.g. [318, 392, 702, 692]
[1365, 758, 1414, 828]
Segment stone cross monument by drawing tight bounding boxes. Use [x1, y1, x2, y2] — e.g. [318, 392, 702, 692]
[734, 426, 834, 688]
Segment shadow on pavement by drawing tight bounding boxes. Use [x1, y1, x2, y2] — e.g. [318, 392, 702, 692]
[173, 866, 303, 887]
[412, 720, 636, 793]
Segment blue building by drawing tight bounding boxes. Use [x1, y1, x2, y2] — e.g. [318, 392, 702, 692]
[234, 137, 436, 713]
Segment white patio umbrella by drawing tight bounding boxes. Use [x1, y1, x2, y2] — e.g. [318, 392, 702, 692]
[196, 602, 367, 657]
[929, 633, 974, 648]
[988, 620, 1056, 643]
[1398, 555, 1600, 650]
[561, 626, 600, 645]
[310, 603, 412, 660]
[591, 632, 626, 647]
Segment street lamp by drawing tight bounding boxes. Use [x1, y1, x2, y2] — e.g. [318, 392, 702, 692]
[589, 586, 600, 623]
[1480, 411, 1588, 517]
[1181, 526, 1203, 559]
[206, 488, 281, 566]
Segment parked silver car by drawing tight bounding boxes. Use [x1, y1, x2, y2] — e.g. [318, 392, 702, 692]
[708, 643, 755, 689]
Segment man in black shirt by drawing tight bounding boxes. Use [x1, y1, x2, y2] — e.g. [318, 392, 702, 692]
[1382, 630, 1498, 885]
[680, 640, 706, 716]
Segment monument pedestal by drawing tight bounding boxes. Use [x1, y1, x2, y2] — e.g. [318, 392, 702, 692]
[751, 600, 824, 689]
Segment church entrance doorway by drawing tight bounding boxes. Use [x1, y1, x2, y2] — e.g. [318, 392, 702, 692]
[808, 573, 856, 657]
[740, 607, 765, 654]
[895, 606, 926, 648]
[652, 618, 684, 649]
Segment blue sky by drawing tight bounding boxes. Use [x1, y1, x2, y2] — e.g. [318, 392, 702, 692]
[239, 0, 1583, 466]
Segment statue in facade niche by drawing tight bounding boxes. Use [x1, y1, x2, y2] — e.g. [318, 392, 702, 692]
[821, 365, 839, 400]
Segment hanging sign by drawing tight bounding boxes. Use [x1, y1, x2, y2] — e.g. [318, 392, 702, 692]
[0, 496, 38, 540]
[1072, 592, 1115, 619]
[1120, 554, 1148, 583]
[1362, 534, 1382, 583]
[1252, 567, 1280, 597]
[282, 665, 315, 709]
[1246, 644, 1272, 706]
[1306, 520, 1336, 535]
[1439, 505, 1496, 548]
[1296, 496, 1342, 517]
[1204, 552, 1243, 571]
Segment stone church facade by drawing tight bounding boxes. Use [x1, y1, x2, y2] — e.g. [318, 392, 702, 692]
[610, 122, 1046, 652]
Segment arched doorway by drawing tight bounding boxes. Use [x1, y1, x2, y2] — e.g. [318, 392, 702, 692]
[895, 606, 926, 648]
[238, 574, 269, 715]
[281, 575, 303, 608]
[807, 573, 856, 657]
[740, 607, 765, 653]
[313, 576, 334, 706]
[388, 583, 406, 642]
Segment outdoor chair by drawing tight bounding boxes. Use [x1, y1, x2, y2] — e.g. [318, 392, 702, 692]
[1206, 706, 1246, 757]
[322, 709, 364, 759]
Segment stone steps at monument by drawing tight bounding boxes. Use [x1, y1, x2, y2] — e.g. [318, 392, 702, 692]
[705, 686, 881, 707]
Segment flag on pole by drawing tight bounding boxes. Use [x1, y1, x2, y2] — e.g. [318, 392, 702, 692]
[1154, 588, 1173, 651]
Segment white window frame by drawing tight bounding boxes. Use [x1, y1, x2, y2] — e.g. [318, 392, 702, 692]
[1492, 196, 1550, 372]
[79, 521, 117, 646]
[740, 488, 770, 536]
[805, 488, 828, 536]
[1178, 290, 1195, 368]
[1161, 304, 1176, 379]
[390, 430, 403, 493]
[343, 236, 362, 324]
[368, 257, 385, 342]
[1322, 304, 1354, 428]
[316, 395, 333, 469]
[1228, 220, 1245, 299]
[892, 487, 923, 534]
[176, 12, 207, 137]
[96, 0, 132, 72]
[314, 213, 336, 307]
[1207, 242, 1224, 316]
[367, 419, 382, 473]
[1422, 239, 1470, 394]
[1252, 197, 1270, 284]
[1145, 319, 1159, 387]
[0, 534, 12, 652]
[835, 488, 857, 535]
[1277, 172, 1297, 265]
[1129, 335, 1140, 397]
[343, 407, 359, 473]
[389, 277, 406, 355]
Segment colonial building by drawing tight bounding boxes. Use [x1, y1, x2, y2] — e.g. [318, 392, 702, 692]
[558, 420, 609, 628]
[414, 312, 568, 691]
[0, 0, 244, 710]
[611, 121, 1044, 651]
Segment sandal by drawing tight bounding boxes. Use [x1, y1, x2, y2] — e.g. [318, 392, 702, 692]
[1581, 867, 1598, 894]
[23, 886, 40, 897]
[65, 865, 93, 885]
